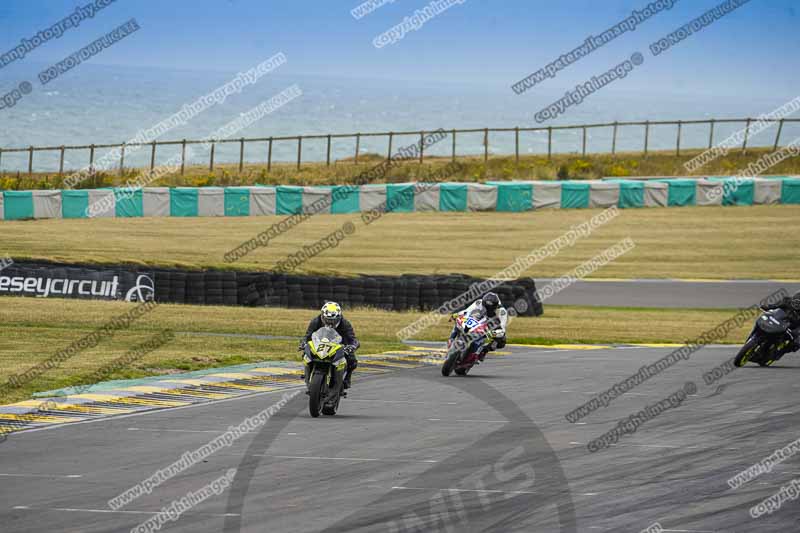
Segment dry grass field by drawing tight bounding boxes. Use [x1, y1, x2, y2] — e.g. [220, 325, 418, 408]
[0, 205, 798, 279]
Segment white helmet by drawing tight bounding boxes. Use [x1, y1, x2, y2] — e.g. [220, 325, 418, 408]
[321, 301, 342, 328]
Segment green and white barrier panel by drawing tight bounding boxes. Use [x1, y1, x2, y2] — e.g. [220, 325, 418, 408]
[1, 177, 799, 220]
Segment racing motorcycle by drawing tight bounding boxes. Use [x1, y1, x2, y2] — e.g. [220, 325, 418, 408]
[734, 308, 796, 367]
[441, 310, 497, 377]
[302, 326, 348, 417]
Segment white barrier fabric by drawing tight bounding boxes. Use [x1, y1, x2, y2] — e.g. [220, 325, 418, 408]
[414, 184, 440, 212]
[533, 181, 561, 209]
[143, 188, 170, 217]
[695, 180, 724, 206]
[754, 178, 782, 204]
[32, 190, 62, 219]
[359, 185, 387, 211]
[249, 187, 276, 216]
[643, 182, 668, 207]
[588, 181, 620, 208]
[302, 187, 332, 215]
[87, 190, 115, 218]
[198, 188, 225, 217]
[466, 183, 497, 211]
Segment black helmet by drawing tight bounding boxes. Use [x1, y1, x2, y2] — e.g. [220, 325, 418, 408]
[791, 291, 800, 312]
[483, 292, 500, 315]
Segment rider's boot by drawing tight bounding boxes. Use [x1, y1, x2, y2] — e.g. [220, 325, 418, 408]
[341, 370, 352, 397]
[478, 347, 489, 362]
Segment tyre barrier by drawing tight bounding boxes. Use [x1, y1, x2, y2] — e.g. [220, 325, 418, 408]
[1, 261, 543, 316]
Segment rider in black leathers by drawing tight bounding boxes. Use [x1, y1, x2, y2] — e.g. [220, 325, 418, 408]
[761, 291, 800, 354]
[300, 302, 359, 390]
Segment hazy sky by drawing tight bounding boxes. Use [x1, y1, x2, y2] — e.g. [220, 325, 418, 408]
[0, 0, 797, 98]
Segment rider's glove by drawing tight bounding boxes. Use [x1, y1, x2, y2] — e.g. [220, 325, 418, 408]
[344, 345, 356, 356]
[297, 341, 306, 352]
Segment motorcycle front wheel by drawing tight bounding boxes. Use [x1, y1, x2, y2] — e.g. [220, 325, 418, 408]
[734, 337, 759, 367]
[308, 370, 325, 417]
[442, 346, 461, 376]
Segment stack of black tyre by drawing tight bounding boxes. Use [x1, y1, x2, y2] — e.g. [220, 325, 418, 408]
[7, 260, 543, 316]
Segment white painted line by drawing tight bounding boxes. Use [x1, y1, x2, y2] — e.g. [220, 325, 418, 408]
[0, 473, 82, 479]
[661, 529, 716, 533]
[11, 506, 239, 517]
[257, 455, 438, 463]
[427, 418, 508, 423]
[391, 486, 536, 495]
[347, 399, 458, 405]
[741, 410, 763, 414]
[567, 442, 700, 449]
[773, 411, 793, 415]
[128, 427, 222, 434]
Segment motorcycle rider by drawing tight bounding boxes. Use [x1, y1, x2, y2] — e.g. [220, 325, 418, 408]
[761, 290, 800, 354]
[450, 292, 508, 361]
[300, 302, 359, 391]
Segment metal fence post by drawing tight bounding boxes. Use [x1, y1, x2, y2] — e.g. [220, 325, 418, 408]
[28, 146, 34, 178]
[547, 126, 552, 160]
[644, 121, 649, 157]
[774, 119, 784, 150]
[387, 132, 393, 161]
[150, 142, 156, 172]
[418, 131, 424, 164]
[514, 127, 519, 163]
[581, 127, 587, 156]
[326, 134, 331, 166]
[611, 121, 618, 156]
[484, 128, 489, 162]
[210, 142, 215, 171]
[708, 119, 715, 149]
[181, 139, 187, 175]
[354, 133, 360, 164]
[119, 144, 126, 176]
[0, 149, 3, 174]
[296, 136, 302, 170]
[267, 137, 273, 171]
[742, 118, 751, 154]
[240, 138, 245, 173]
[676, 121, 682, 156]
[89, 144, 95, 175]
[59, 146, 65, 176]
[451, 129, 456, 162]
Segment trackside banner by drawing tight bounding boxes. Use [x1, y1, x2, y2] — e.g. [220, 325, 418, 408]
[0, 263, 155, 302]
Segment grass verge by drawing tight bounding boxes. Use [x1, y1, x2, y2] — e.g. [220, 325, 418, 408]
[0, 297, 752, 404]
[1, 205, 798, 279]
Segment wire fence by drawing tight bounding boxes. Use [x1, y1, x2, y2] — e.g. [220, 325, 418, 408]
[2, 117, 799, 179]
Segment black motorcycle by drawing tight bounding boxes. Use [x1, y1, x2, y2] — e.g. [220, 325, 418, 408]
[302, 327, 348, 417]
[734, 309, 796, 367]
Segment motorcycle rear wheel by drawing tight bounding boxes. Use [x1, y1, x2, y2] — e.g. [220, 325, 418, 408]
[734, 337, 759, 367]
[308, 371, 325, 417]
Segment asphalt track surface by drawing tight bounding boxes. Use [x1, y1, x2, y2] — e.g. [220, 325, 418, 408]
[2, 343, 800, 532]
[539, 279, 800, 308]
